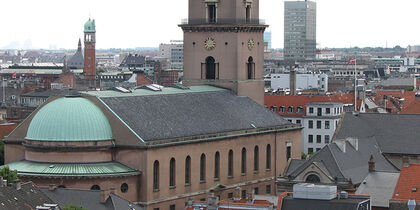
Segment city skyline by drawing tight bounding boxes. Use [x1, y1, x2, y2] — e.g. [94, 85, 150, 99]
[1, 0, 420, 50]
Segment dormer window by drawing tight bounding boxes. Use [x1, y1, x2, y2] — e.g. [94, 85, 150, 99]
[288, 106, 294, 113]
[279, 106, 285, 113]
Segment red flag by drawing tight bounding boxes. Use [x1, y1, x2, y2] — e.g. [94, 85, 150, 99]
[347, 58, 356, 64]
[11, 72, 16, 78]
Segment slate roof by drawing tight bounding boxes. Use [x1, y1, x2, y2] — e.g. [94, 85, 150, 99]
[286, 137, 398, 185]
[356, 171, 400, 207]
[120, 54, 146, 67]
[100, 87, 293, 142]
[335, 113, 420, 155]
[40, 188, 144, 210]
[391, 164, 420, 201]
[68, 48, 84, 69]
[0, 182, 56, 210]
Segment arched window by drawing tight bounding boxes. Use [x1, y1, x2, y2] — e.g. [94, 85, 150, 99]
[241, 148, 247, 174]
[153, 160, 159, 190]
[228, 150, 234, 177]
[247, 57, 254, 79]
[121, 183, 128, 193]
[215, 152, 220, 180]
[254, 146, 259, 172]
[266, 144, 271, 170]
[306, 174, 321, 183]
[91, 185, 100, 190]
[185, 156, 191, 185]
[206, 56, 216, 79]
[169, 158, 176, 187]
[200, 154, 206, 182]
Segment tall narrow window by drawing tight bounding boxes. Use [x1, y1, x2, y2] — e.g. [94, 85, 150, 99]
[185, 156, 191, 185]
[169, 158, 176, 187]
[200, 154, 206, 182]
[254, 146, 259, 172]
[247, 57, 254, 79]
[208, 4, 216, 23]
[214, 152, 220, 180]
[266, 144, 271, 170]
[206, 56, 216, 79]
[286, 146, 291, 161]
[153, 160, 159, 190]
[246, 5, 251, 22]
[228, 150, 234, 177]
[241, 148, 247, 174]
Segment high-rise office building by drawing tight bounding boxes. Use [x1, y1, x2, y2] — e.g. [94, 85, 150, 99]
[264, 31, 272, 49]
[284, 0, 316, 61]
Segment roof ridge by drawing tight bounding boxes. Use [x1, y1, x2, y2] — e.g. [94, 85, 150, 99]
[325, 144, 347, 179]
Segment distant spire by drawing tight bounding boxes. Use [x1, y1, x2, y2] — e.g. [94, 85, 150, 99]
[78, 38, 82, 51]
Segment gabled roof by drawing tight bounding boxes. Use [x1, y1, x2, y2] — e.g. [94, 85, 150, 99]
[98, 86, 293, 142]
[391, 164, 420, 201]
[356, 171, 400, 207]
[40, 188, 143, 210]
[0, 182, 55, 210]
[335, 113, 420, 155]
[286, 137, 398, 185]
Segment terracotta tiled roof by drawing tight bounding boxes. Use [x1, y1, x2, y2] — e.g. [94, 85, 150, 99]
[264, 94, 358, 116]
[373, 91, 416, 113]
[401, 98, 420, 114]
[391, 164, 420, 201]
[0, 123, 18, 139]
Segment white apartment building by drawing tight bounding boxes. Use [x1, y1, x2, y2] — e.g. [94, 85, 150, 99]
[158, 40, 183, 66]
[282, 102, 344, 154]
[271, 73, 328, 92]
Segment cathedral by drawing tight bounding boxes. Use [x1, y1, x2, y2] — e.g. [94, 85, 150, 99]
[2, 1, 302, 210]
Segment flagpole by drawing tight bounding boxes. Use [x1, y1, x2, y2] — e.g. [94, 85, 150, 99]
[354, 59, 357, 112]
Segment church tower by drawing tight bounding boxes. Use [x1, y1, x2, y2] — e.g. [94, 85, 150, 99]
[180, 0, 267, 105]
[83, 19, 96, 80]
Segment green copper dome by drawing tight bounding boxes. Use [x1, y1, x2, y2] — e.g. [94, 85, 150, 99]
[26, 97, 113, 142]
[84, 19, 96, 33]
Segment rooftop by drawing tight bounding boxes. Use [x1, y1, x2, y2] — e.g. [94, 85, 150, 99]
[4, 160, 140, 177]
[391, 164, 420, 201]
[26, 97, 113, 142]
[355, 171, 400, 207]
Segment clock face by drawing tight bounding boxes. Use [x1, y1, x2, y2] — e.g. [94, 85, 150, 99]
[248, 38, 255, 51]
[204, 37, 216, 51]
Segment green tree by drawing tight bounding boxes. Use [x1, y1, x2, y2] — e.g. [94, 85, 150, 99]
[407, 86, 415, 91]
[301, 152, 307, 160]
[0, 141, 4, 165]
[0, 166, 18, 185]
[62, 205, 88, 210]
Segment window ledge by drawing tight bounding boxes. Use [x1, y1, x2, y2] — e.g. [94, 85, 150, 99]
[228, 176, 233, 179]
[254, 170, 259, 174]
[241, 173, 246, 176]
[214, 178, 220, 181]
[153, 189, 160, 192]
[169, 186, 176, 189]
[266, 168, 271, 172]
[185, 183, 191, 187]
[200, 180, 206, 184]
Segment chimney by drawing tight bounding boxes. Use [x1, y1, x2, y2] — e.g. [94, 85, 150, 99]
[100, 188, 115, 204]
[48, 184, 57, 191]
[207, 192, 218, 210]
[13, 180, 21, 190]
[368, 155, 375, 172]
[290, 69, 297, 96]
[233, 186, 241, 201]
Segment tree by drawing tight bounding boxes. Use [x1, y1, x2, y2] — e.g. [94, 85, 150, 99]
[0, 166, 18, 185]
[62, 205, 88, 210]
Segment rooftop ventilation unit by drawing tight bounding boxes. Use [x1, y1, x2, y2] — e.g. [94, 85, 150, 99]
[293, 183, 337, 200]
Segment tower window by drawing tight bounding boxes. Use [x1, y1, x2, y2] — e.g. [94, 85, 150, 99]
[246, 5, 251, 22]
[200, 153, 206, 182]
[169, 158, 176, 187]
[241, 148, 247, 174]
[205, 56, 216, 80]
[208, 4, 216, 23]
[153, 160, 159, 190]
[247, 57, 255, 79]
[214, 152, 220, 179]
[228, 150, 234, 177]
[185, 156, 191, 185]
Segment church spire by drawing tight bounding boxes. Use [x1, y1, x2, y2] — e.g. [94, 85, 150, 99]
[78, 38, 82, 51]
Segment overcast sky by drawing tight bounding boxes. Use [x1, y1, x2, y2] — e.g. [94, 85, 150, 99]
[1, 0, 419, 49]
